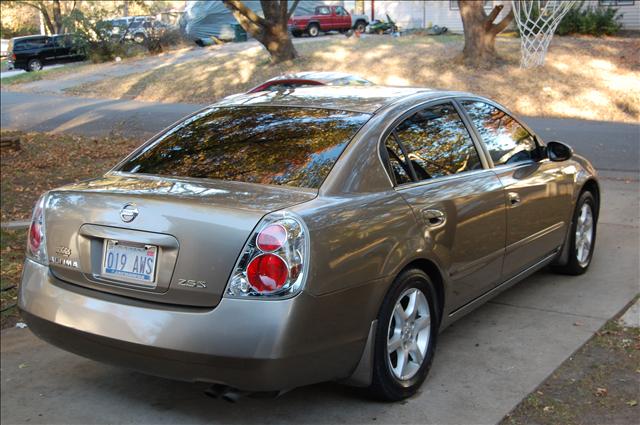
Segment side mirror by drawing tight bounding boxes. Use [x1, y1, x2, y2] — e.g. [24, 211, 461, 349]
[546, 141, 573, 162]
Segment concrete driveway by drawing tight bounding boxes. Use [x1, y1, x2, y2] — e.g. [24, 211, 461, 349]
[1, 93, 639, 424]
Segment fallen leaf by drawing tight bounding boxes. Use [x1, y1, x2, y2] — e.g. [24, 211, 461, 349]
[595, 387, 608, 397]
[626, 400, 638, 407]
[543, 406, 554, 413]
[573, 321, 584, 326]
[18, 363, 28, 369]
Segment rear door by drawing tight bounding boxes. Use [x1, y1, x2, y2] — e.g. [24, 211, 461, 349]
[460, 99, 574, 279]
[383, 101, 506, 309]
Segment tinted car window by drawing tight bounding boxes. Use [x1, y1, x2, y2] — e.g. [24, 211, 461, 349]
[392, 103, 482, 180]
[14, 37, 48, 50]
[53, 35, 70, 47]
[119, 107, 370, 189]
[318, 6, 331, 15]
[462, 101, 538, 166]
[384, 137, 412, 185]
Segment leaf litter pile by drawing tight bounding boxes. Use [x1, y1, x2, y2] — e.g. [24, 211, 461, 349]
[1, 131, 142, 222]
[501, 317, 640, 425]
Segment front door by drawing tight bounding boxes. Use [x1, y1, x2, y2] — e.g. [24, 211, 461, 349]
[460, 100, 575, 278]
[383, 101, 507, 309]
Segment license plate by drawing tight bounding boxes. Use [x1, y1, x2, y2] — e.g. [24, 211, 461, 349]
[101, 239, 158, 286]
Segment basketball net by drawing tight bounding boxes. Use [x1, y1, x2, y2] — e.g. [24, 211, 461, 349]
[511, 0, 576, 68]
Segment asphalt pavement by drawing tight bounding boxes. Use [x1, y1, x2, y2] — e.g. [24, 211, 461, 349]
[1, 91, 639, 172]
[1, 90, 639, 424]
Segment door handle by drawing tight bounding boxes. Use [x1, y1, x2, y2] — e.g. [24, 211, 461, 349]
[421, 208, 446, 227]
[508, 192, 521, 206]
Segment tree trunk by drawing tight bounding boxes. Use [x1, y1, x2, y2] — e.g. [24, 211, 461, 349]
[52, 0, 64, 33]
[459, 0, 513, 65]
[223, 0, 299, 64]
[39, 8, 56, 35]
[260, 24, 297, 62]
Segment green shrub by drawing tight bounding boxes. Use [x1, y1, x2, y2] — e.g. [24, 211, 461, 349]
[556, 5, 622, 36]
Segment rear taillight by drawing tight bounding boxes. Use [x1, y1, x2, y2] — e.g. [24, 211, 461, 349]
[226, 212, 309, 298]
[11, 53, 16, 61]
[26, 194, 48, 265]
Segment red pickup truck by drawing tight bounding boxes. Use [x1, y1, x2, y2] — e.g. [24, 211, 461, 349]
[288, 5, 369, 37]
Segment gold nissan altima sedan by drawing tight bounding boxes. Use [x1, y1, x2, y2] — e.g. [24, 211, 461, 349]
[19, 86, 599, 401]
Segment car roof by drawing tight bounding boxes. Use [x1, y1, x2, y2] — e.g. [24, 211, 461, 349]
[215, 85, 472, 114]
[11, 35, 48, 41]
[267, 71, 370, 84]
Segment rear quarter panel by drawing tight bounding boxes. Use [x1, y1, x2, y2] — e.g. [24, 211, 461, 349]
[288, 191, 425, 351]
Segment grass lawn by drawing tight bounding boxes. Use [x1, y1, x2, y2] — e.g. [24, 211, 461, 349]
[0, 130, 142, 222]
[1, 62, 87, 85]
[1, 228, 26, 329]
[64, 34, 640, 123]
[500, 308, 640, 425]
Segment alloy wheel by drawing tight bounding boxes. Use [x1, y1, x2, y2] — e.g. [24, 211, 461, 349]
[29, 60, 42, 71]
[386, 287, 431, 381]
[575, 203, 594, 267]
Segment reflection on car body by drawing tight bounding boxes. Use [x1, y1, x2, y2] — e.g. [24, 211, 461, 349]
[19, 86, 600, 401]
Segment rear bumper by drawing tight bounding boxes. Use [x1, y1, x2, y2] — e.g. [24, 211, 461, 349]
[19, 259, 372, 392]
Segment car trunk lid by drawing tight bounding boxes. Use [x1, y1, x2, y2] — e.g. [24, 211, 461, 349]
[44, 174, 316, 308]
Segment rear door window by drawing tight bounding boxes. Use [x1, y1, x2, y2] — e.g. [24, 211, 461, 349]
[119, 107, 371, 189]
[14, 38, 47, 50]
[384, 137, 412, 185]
[461, 101, 539, 166]
[389, 102, 482, 182]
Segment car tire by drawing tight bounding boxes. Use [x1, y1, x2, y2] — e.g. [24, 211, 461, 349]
[354, 21, 366, 33]
[552, 190, 597, 275]
[27, 59, 43, 72]
[133, 33, 147, 44]
[291, 30, 302, 38]
[368, 268, 439, 401]
[307, 24, 320, 37]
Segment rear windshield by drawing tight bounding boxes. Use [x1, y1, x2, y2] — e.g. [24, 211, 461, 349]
[118, 106, 371, 189]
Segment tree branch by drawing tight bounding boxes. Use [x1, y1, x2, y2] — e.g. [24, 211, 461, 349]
[486, 4, 503, 25]
[287, 0, 300, 20]
[223, 0, 266, 27]
[490, 10, 514, 35]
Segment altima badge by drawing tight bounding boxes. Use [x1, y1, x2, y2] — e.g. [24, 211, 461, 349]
[120, 203, 139, 223]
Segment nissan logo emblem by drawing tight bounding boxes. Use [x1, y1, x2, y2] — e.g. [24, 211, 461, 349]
[120, 203, 139, 223]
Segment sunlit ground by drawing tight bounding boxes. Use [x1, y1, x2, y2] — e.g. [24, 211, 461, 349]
[64, 34, 640, 123]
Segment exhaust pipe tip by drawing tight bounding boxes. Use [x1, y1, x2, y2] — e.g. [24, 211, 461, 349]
[204, 384, 247, 403]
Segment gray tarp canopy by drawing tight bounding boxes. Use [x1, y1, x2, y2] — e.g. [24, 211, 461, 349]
[181, 0, 344, 42]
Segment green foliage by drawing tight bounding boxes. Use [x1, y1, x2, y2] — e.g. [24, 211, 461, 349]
[516, 2, 622, 37]
[0, 23, 39, 39]
[556, 5, 622, 36]
[61, 8, 183, 63]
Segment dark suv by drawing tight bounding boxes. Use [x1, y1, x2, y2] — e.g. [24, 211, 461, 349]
[7, 34, 86, 72]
